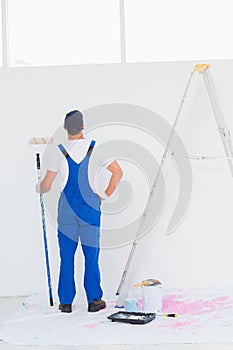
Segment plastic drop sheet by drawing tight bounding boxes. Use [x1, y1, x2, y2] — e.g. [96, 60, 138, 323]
[1, 288, 233, 345]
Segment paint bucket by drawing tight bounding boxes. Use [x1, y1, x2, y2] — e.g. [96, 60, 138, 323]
[143, 283, 162, 312]
[125, 299, 138, 312]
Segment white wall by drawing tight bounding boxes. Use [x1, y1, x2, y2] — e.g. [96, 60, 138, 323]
[0, 60, 233, 299]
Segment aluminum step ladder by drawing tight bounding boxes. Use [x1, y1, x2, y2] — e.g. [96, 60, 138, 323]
[115, 64, 233, 307]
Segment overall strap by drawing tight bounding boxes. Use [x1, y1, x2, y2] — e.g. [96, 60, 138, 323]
[58, 144, 70, 158]
[86, 140, 96, 157]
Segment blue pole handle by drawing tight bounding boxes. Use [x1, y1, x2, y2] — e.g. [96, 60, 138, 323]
[35, 153, 53, 306]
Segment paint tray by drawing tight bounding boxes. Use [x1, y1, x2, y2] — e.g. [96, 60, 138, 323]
[107, 311, 156, 324]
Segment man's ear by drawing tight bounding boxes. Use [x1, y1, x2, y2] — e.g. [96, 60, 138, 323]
[64, 126, 67, 130]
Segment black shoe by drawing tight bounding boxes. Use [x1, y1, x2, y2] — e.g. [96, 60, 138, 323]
[88, 299, 106, 312]
[59, 303, 72, 313]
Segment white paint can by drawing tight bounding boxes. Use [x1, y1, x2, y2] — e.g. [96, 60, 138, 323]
[143, 283, 162, 312]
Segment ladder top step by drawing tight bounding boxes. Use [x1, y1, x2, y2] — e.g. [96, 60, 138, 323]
[194, 64, 211, 73]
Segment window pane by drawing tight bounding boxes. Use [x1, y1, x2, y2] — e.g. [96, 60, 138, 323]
[125, 0, 233, 62]
[0, 5, 2, 67]
[8, 0, 120, 66]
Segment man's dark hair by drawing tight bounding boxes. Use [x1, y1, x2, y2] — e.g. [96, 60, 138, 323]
[64, 110, 84, 135]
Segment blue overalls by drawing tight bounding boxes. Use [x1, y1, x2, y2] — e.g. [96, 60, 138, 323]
[57, 140, 103, 305]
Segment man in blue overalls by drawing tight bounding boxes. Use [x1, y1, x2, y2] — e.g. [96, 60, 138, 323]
[36, 110, 123, 313]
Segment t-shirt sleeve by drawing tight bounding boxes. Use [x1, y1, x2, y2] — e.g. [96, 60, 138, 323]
[91, 143, 114, 171]
[88, 142, 114, 193]
[42, 144, 62, 173]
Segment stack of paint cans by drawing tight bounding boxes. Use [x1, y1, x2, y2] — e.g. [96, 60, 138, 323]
[129, 278, 162, 313]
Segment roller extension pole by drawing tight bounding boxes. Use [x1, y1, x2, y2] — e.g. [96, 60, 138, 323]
[36, 153, 54, 306]
[115, 70, 195, 307]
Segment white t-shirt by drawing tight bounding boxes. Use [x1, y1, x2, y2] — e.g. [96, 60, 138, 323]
[47, 139, 112, 193]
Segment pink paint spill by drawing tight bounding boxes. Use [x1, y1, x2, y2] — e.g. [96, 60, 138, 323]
[104, 301, 116, 311]
[158, 320, 193, 330]
[162, 294, 231, 315]
[137, 298, 144, 311]
[43, 311, 53, 315]
[22, 302, 39, 311]
[83, 323, 97, 329]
